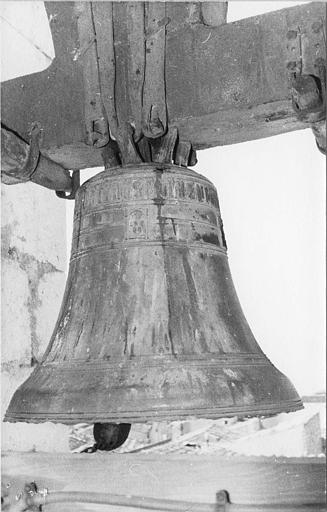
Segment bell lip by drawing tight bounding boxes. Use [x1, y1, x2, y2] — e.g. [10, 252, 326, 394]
[4, 399, 303, 425]
[4, 356, 303, 425]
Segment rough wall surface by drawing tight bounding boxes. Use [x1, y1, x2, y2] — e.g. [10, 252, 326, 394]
[1, 182, 70, 451]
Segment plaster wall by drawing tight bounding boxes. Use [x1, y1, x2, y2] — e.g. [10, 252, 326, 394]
[1, 182, 70, 451]
[228, 410, 322, 457]
[0, 2, 55, 82]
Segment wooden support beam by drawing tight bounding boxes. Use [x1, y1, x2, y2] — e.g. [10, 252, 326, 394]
[74, 2, 109, 148]
[1, 3, 325, 171]
[2, 452, 325, 511]
[142, 2, 168, 139]
[164, 2, 326, 149]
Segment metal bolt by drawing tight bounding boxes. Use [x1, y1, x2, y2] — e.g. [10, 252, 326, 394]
[291, 75, 321, 111]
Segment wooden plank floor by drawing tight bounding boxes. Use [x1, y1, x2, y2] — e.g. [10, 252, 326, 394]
[2, 452, 325, 512]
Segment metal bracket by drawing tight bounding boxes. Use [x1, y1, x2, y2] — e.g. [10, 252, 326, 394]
[291, 75, 324, 121]
[311, 119, 326, 155]
[2, 481, 47, 512]
[1, 124, 73, 191]
[290, 66, 325, 124]
[290, 62, 326, 154]
[286, 22, 326, 154]
[56, 170, 80, 200]
[2, 481, 231, 511]
[21, 123, 43, 181]
[4, 122, 43, 184]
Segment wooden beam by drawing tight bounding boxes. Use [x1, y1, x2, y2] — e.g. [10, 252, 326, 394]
[165, 2, 326, 149]
[142, 2, 167, 139]
[2, 452, 325, 511]
[1, 3, 325, 171]
[74, 2, 109, 148]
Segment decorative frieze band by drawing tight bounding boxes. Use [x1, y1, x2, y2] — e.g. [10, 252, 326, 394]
[80, 175, 219, 210]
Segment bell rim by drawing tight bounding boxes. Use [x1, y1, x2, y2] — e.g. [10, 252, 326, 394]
[5, 354, 303, 425]
[4, 398, 303, 424]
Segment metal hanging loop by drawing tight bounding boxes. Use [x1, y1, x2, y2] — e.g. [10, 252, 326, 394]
[56, 170, 80, 200]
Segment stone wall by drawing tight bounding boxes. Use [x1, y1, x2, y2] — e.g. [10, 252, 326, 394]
[1, 182, 70, 451]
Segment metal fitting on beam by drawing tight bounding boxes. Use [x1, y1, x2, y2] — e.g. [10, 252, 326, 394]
[1, 124, 72, 191]
[291, 74, 324, 124]
[290, 61, 326, 155]
[311, 120, 326, 155]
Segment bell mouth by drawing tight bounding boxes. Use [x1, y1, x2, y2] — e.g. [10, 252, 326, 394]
[5, 354, 303, 425]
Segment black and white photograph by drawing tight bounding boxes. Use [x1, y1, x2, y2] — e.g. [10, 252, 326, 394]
[1, 1, 326, 510]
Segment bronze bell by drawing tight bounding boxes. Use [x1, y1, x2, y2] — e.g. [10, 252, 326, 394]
[5, 164, 302, 424]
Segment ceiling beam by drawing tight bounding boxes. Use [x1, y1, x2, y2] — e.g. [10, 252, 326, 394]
[1, 2, 325, 171]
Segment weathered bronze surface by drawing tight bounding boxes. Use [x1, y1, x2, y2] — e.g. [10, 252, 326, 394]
[5, 164, 302, 424]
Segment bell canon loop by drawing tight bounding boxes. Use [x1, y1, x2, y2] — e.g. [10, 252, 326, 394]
[5, 164, 303, 424]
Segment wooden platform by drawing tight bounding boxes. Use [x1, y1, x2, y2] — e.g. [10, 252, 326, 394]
[2, 451, 326, 512]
